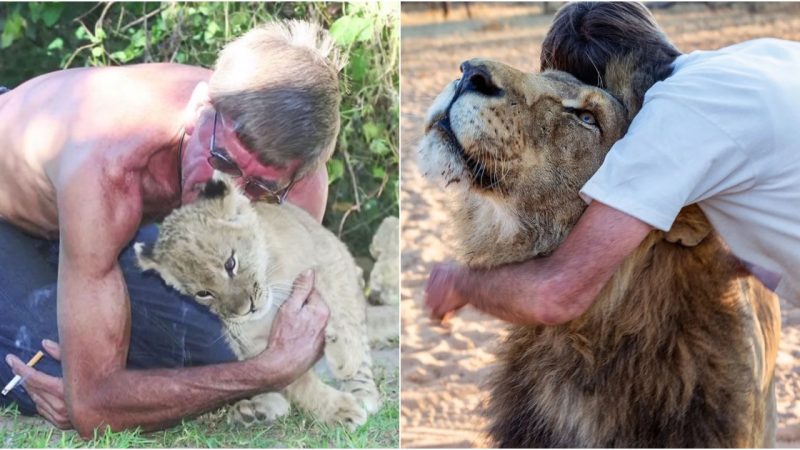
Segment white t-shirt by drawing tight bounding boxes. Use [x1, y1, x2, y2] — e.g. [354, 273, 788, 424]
[581, 38, 800, 304]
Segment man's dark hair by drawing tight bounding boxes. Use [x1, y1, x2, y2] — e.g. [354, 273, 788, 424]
[541, 2, 681, 89]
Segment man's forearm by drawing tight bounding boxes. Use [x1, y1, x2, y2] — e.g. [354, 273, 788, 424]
[455, 202, 653, 325]
[456, 258, 570, 325]
[67, 354, 288, 437]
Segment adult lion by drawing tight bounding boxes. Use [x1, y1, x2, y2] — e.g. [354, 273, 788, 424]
[417, 56, 780, 447]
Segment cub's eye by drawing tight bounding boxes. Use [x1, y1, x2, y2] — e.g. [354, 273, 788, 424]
[195, 290, 214, 299]
[224, 252, 237, 277]
[578, 111, 596, 125]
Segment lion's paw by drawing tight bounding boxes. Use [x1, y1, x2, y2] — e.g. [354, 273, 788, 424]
[227, 392, 290, 427]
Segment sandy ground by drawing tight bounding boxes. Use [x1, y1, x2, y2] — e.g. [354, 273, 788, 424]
[400, 3, 800, 448]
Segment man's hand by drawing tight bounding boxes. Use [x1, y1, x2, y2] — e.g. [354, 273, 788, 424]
[258, 269, 330, 388]
[425, 262, 470, 321]
[6, 339, 71, 429]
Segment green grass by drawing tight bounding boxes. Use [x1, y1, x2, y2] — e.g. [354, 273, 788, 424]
[0, 371, 398, 448]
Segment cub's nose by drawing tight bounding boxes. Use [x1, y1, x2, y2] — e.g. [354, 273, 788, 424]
[459, 61, 502, 97]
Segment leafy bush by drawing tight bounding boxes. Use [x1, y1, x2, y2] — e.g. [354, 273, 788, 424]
[0, 2, 399, 257]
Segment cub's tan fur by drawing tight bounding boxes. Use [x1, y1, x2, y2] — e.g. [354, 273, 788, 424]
[418, 58, 780, 447]
[135, 174, 381, 430]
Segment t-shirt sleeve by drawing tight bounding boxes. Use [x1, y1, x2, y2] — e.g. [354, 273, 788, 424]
[580, 97, 755, 231]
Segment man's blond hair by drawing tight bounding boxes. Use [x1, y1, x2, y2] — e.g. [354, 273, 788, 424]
[209, 20, 345, 178]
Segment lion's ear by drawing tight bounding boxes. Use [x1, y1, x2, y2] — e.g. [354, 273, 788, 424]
[604, 51, 673, 122]
[603, 56, 639, 122]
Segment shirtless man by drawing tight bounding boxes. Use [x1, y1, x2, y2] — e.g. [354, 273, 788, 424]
[0, 21, 340, 437]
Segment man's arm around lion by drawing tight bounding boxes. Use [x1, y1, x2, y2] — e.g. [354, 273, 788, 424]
[427, 201, 651, 324]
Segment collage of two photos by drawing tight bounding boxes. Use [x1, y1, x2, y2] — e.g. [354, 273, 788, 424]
[2, 1, 800, 448]
[401, 2, 800, 448]
[0, 1, 398, 447]
[402, 1, 800, 448]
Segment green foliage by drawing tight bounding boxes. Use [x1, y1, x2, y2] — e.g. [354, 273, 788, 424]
[324, 3, 400, 256]
[0, 1, 399, 257]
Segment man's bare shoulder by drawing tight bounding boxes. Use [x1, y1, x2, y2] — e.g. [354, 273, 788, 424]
[105, 63, 212, 107]
[10, 63, 209, 91]
[0, 63, 206, 237]
[5, 63, 208, 126]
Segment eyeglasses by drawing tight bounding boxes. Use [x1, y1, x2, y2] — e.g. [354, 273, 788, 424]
[207, 112, 295, 204]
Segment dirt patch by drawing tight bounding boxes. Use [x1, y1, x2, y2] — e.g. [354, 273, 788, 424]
[400, 3, 800, 447]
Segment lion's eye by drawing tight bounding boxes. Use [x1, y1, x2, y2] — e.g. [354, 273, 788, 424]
[564, 106, 598, 129]
[196, 290, 214, 299]
[224, 252, 237, 277]
[579, 111, 596, 125]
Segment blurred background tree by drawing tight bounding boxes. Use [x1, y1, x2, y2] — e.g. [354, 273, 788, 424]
[0, 2, 399, 258]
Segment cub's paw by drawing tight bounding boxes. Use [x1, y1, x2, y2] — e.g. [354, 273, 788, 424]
[322, 392, 368, 431]
[227, 392, 291, 427]
[346, 382, 382, 414]
[341, 363, 382, 413]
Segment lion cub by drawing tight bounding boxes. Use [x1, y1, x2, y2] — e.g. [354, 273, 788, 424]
[134, 173, 381, 429]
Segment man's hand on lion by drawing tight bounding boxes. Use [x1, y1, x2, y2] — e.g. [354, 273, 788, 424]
[424, 203, 655, 327]
[260, 269, 330, 388]
[425, 262, 469, 322]
[6, 339, 71, 429]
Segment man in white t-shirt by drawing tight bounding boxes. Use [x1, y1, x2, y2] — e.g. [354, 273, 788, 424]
[426, 2, 800, 325]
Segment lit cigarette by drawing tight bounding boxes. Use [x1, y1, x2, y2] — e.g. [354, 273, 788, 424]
[2, 351, 44, 396]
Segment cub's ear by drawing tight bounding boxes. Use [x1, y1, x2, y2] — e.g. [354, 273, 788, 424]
[133, 242, 184, 292]
[134, 242, 159, 272]
[202, 171, 250, 223]
[200, 171, 235, 200]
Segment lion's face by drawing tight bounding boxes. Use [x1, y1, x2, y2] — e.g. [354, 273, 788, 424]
[418, 59, 629, 265]
[135, 174, 274, 323]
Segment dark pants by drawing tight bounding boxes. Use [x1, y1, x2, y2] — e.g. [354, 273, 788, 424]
[0, 221, 237, 415]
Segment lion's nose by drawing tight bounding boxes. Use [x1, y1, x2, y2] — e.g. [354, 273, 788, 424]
[459, 61, 501, 97]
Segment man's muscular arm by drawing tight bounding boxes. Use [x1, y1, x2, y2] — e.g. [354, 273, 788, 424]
[426, 201, 653, 325]
[42, 162, 327, 437]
